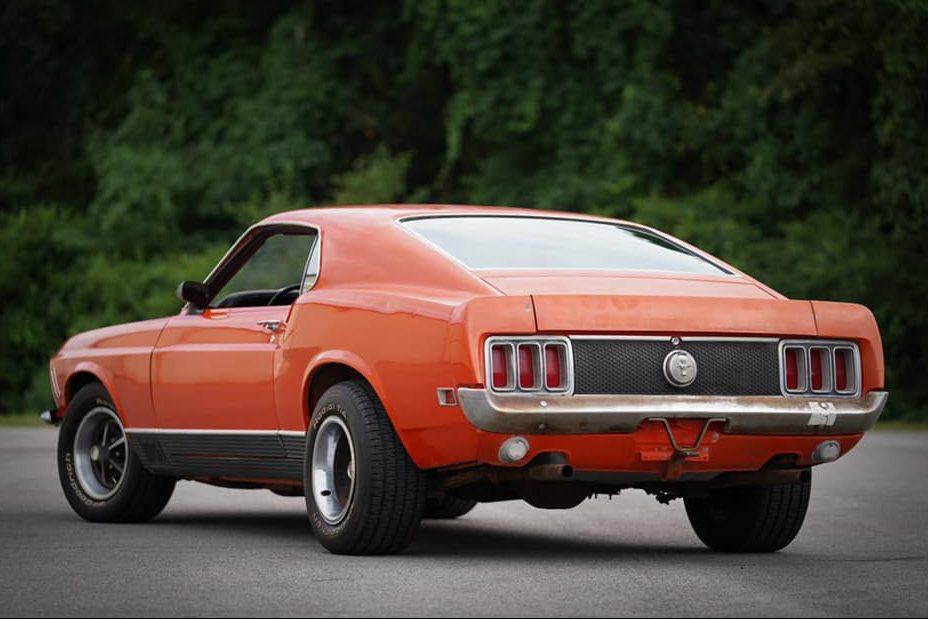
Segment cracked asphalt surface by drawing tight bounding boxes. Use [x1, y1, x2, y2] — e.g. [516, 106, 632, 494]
[0, 427, 926, 617]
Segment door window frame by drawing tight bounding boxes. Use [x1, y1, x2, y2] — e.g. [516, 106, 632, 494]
[183, 221, 321, 314]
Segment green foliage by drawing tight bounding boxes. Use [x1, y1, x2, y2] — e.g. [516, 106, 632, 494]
[1, 0, 926, 417]
[333, 146, 412, 205]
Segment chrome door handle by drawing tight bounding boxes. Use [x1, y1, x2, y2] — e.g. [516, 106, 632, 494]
[256, 320, 283, 333]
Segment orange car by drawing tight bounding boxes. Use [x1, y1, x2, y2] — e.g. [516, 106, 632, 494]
[45, 205, 887, 554]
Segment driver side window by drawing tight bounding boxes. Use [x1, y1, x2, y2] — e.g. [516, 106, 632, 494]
[213, 230, 317, 308]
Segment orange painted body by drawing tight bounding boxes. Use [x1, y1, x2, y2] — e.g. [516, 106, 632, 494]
[49, 205, 886, 479]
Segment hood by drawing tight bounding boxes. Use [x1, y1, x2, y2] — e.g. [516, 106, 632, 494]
[58, 317, 171, 354]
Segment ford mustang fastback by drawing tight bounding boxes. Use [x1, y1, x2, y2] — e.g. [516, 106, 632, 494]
[45, 205, 887, 554]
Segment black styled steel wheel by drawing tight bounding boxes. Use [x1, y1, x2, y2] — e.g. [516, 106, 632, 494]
[424, 494, 477, 519]
[684, 471, 812, 552]
[304, 380, 426, 555]
[57, 383, 176, 522]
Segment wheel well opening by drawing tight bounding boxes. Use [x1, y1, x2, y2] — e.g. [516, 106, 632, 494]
[307, 363, 365, 421]
[66, 372, 102, 403]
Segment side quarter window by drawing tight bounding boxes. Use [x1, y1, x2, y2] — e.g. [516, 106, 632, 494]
[302, 236, 321, 293]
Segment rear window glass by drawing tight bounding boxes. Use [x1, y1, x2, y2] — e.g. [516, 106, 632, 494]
[403, 216, 729, 275]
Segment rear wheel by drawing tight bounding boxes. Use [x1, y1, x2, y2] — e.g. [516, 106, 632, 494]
[684, 471, 811, 552]
[57, 383, 176, 522]
[424, 495, 477, 519]
[304, 381, 426, 554]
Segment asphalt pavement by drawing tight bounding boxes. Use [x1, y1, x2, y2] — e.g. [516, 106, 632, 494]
[0, 427, 926, 617]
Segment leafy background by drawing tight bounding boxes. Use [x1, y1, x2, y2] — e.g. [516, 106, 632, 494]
[1, 0, 925, 418]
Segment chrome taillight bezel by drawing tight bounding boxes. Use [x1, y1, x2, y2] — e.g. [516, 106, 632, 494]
[778, 340, 861, 398]
[488, 342, 517, 391]
[485, 336, 573, 395]
[782, 345, 809, 393]
[516, 342, 543, 390]
[832, 345, 858, 395]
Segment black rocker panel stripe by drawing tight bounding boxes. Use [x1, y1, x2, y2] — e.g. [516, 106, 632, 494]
[280, 434, 306, 459]
[129, 432, 305, 481]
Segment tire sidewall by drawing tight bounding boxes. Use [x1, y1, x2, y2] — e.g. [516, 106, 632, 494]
[304, 385, 374, 552]
[57, 384, 144, 521]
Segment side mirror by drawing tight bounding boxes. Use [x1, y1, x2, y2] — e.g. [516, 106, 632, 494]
[176, 281, 210, 308]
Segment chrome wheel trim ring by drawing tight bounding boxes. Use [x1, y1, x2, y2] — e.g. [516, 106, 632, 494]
[72, 406, 128, 501]
[311, 415, 357, 525]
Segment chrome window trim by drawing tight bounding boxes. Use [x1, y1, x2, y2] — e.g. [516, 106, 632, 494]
[301, 232, 323, 293]
[392, 218, 507, 292]
[397, 213, 735, 276]
[183, 220, 321, 313]
[777, 340, 861, 399]
[485, 336, 574, 396]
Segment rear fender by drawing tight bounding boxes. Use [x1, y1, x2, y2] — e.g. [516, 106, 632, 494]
[300, 350, 382, 424]
[812, 301, 884, 393]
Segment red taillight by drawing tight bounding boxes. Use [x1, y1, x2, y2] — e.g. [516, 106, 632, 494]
[491, 345, 510, 389]
[489, 338, 570, 392]
[782, 341, 856, 395]
[834, 349, 848, 391]
[785, 348, 799, 390]
[810, 348, 824, 391]
[518, 345, 538, 389]
[545, 345, 564, 390]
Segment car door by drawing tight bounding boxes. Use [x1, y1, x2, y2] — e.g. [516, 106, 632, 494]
[150, 224, 318, 439]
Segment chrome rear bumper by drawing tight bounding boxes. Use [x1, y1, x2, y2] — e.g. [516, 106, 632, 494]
[456, 388, 888, 435]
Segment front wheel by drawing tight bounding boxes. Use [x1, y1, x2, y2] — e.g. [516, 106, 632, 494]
[304, 381, 426, 554]
[57, 383, 176, 522]
[684, 471, 811, 552]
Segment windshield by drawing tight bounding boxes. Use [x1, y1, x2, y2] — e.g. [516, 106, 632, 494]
[403, 216, 729, 275]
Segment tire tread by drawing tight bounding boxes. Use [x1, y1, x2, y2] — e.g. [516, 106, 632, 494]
[306, 380, 425, 554]
[684, 473, 811, 552]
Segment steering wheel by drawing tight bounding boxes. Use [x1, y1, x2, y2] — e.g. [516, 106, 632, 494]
[267, 283, 302, 306]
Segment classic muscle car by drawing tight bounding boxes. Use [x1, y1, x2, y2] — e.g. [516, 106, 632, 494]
[45, 205, 887, 554]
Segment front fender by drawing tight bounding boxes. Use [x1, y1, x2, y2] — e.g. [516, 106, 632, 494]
[55, 361, 124, 421]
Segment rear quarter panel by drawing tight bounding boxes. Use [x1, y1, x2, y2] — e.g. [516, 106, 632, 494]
[274, 291, 536, 469]
[811, 301, 885, 393]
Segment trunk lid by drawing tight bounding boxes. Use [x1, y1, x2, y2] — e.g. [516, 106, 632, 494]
[531, 293, 816, 336]
[475, 271, 815, 336]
